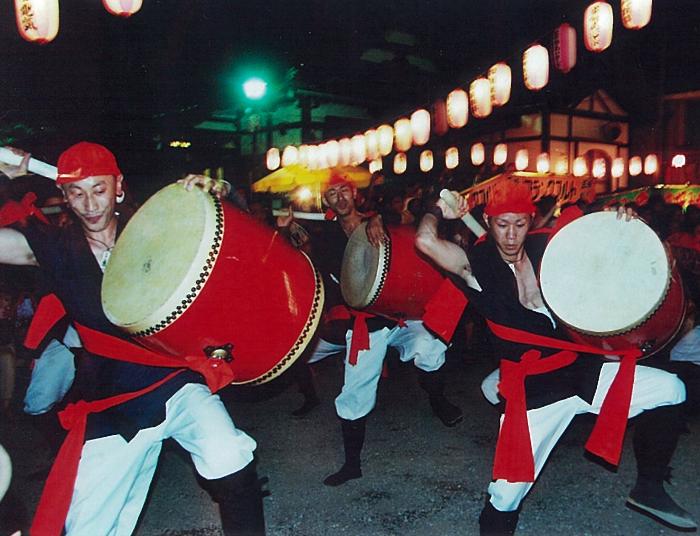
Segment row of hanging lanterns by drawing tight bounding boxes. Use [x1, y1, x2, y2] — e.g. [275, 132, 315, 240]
[14, 0, 142, 44]
[264, 1, 653, 171]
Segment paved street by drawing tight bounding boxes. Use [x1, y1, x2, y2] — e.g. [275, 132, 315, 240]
[1, 348, 699, 535]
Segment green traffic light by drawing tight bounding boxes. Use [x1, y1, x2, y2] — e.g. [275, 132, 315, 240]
[242, 77, 267, 100]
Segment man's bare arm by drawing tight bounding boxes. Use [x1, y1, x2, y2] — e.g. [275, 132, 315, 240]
[0, 227, 37, 266]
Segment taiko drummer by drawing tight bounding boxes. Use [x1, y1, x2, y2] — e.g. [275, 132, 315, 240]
[0, 142, 266, 535]
[415, 181, 696, 534]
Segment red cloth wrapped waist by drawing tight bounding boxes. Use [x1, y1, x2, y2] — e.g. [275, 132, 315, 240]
[0, 192, 48, 227]
[27, 294, 236, 536]
[486, 319, 642, 483]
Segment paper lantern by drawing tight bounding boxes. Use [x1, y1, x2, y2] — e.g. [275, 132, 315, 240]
[14, 0, 59, 44]
[515, 149, 529, 171]
[369, 158, 383, 173]
[338, 138, 352, 166]
[523, 44, 549, 91]
[102, 0, 143, 17]
[470, 78, 492, 119]
[554, 157, 569, 175]
[307, 145, 320, 170]
[611, 157, 625, 178]
[493, 143, 508, 166]
[592, 157, 606, 178]
[573, 156, 588, 177]
[536, 152, 550, 174]
[351, 134, 367, 164]
[671, 154, 686, 168]
[317, 144, 329, 169]
[445, 147, 459, 170]
[432, 99, 449, 136]
[629, 156, 643, 176]
[411, 109, 431, 146]
[488, 63, 511, 107]
[377, 125, 394, 156]
[282, 145, 299, 167]
[394, 118, 412, 152]
[471, 143, 485, 166]
[420, 150, 434, 172]
[553, 23, 577, 73]
[394, 152, 407, 174]
[325, 140, 340, 168]
[446, 89, 469, 128]
[266, 148, 280, 170]
[365, 129, 379, 160]
[644, 154, 658, 175]
[584, 2, 614, 52]
[621, 0, 652, 30]
[298, 145, 309, 167]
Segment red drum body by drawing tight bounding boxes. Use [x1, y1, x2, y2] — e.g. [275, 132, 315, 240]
[102, 184, 324, 384]
[540, 212, 685, 357]
[340, 223, 444, 318]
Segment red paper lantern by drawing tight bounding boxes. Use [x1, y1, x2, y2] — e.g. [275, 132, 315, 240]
[103, 0, 143, 17]
[523, 44, 549, 91]
[584, 2, 614, 52]
[432, 99, 449, 136]
[470, 78, 492, 119]
[553, 23, 577, 73]
[446, 89, 469, 128]
[488, 63, 511, 107]
[14, 0, 59, 44]
[621, 0, 652, 30]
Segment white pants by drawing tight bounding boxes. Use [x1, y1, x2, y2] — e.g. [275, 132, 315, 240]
[670, 326, 700, 364]
[306, 337, 346, 365]
[24, 339, 76, 415]
[488, 363, 686, 512]
[65, 383, 257, 536]
[335, 320, 447, 420]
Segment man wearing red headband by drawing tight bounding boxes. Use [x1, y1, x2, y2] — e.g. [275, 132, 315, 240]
[278, 173, 462, 487]
[0, 142, 265, 535]
[416, 181, 695, 534]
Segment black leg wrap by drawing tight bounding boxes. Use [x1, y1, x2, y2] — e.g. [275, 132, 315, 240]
[290, 361, 320, 418]
[323, 417, 366, 486]
[201, 459, 267, 536]
[417, 369, 463, 427]
[479, 499, 519, 536]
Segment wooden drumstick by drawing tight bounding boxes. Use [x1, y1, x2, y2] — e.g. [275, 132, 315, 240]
[439, 188, 486, 238]
[0, 147, 58, 180]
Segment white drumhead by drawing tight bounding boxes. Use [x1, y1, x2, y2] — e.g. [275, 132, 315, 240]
[540, 212, 669, 335]
[340, 222, 387, 309]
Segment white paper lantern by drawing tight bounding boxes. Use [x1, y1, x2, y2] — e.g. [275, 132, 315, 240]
[671, 154, 686, 168]
[103, 0, 143, 17]
[307, 145, 320, 170]
[369, 158, 383, 173]
[325, 140, 340, 168]
[554, 157, 569, 175]
[629, 156, 643, 176]
[445, 147, 459, 170]
[420, 150, 434, 172]
[282, 145, 299, 167]
[621, 0, 652, 30]
[644, 154, 658, 175]
[584, 2, 614, 52]
[488, 63, 511, 107]
[377, 125, 394, 156]
[394, 152, 407, 174]
[493, 143, 508, 166]
[536, 152, 550, 174]
[523, 44, 549, 91]
[573, 156, 588, 177]
[470, 78, 492, 119]
[611, 157, 625, 178]
[394, 118, 412, 152]
[410, 109, 431, 146]
[266, 148, 280, 170]
[446, 89, 469, 128]
[14, 0, 59, 44]
[298, 145, 309, 167]
[338, 138, 352, 166]
[365, 129, 379, 161]
[471, 143, 485, 166]
[515, 149, 529, 171]
[592, 157, 606, 178]
[351, 134, 367, 164]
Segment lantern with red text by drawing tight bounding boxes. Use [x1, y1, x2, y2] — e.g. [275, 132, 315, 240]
[573, 156, 588, 177]
[629, 156, 642, 176]
[432, 99, 449, 136]
[420, 150, 434, 172]
[584, 2, 614, 52]
[553, 23, 577, 73]
[351, 135, 367, 164]
[488, 63, 511, 107]
[470, 79, 492, 119]
[523, 44, 549, 90]
[445, 147, 459, 170]
[14, 0, 59, 44]
[394, 118, 412, 152]
[394, 153, 407, 175]
[365, 129, 379, 161]
[266, 148, 280, 170]
[493, 143, 508, 166]
[621, 0, 652, 30]
[102, 0, 143, 17]
[411, 109, 431, 146]
[515, 149, 529, 171]
[377, 125, 394, 156]
[446, 89, 469, 128]
[471, 143, 485, 166]
[644, 154, 658, 175]
[537, 152, 551, 174]
[339, 138, 352, 166]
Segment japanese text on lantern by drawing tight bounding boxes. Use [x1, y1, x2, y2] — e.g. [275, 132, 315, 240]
[19, 1, 37, 32]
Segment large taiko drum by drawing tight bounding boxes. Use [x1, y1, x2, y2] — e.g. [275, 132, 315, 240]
[340, 222, 444, 318]
[101, 184, 324, 385]
[539, 211, 685, 357]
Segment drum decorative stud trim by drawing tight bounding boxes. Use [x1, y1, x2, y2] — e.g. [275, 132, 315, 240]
[364, 233, 391, 309]
[131, 194, 224, 337]
[245, 262, 325, 385]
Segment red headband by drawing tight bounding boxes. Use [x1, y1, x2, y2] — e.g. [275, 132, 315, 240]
[484, 181, 536, 216]
[56, 142, 122, 185]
